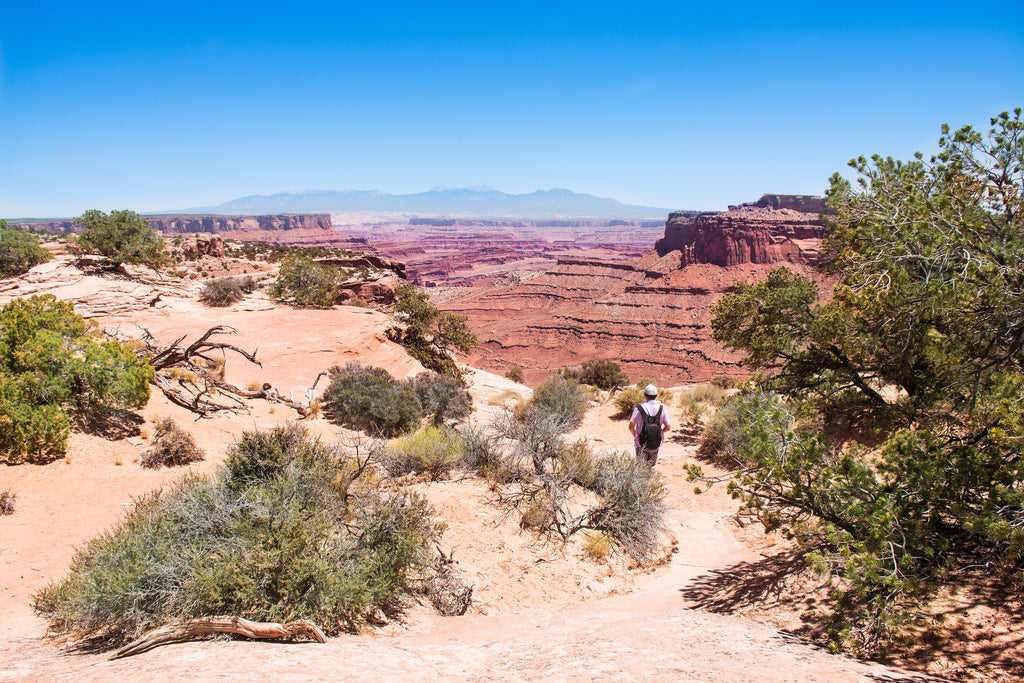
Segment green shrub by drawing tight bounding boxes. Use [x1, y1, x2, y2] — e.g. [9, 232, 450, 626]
[0, 222, 52, 278]
[389, 284, 478, 376]
[382, 426, 466, 480]
[199, 277, 244, 307]
[503, 364, 526, 384]
[556, 439, 600, 489]
[269, 256, 341, 308]
[407, 372, 473, 425]
[141, 417, 205, 468]
[528, 375, 589, 429]
[347, 297, 368, 308]
[321, 363, 423, 437]
[33, 425, 443, 646]
[0, 295, 153, 462]
[571, 359, 630, 391]
[71, 209, 169, 269]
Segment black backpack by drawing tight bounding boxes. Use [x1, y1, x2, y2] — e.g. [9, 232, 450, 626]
[638, 405, 664, 449]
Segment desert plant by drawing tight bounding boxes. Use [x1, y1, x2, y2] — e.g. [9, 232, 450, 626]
[572, 359, 630, 391]
[503, 364, 526, 384]
[406, 372, 473, 426]
[0, 295, 153, 462]
[0, 222, 52, 278]
[527, 375, 589, 429]
[0, 490, 16, 515]
[33, 425, 443, 646]
[389, 284, 478, 376]
[269, 256, 341, 308]
[140, 417, 206, 469]
[347, 297, 368, 308]
[582, 531, 614, 560]
[381, 426, 466, 480]
[613, 382, 674, 418]
[321, 363, 423, 437]
[199, 277, 244, 307]
[709, 374, 737, 389]
[587, 452, 668, 562]
[71, 209, 169, 269]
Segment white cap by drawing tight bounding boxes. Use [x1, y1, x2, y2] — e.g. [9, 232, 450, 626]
[644, 384, 657, 397]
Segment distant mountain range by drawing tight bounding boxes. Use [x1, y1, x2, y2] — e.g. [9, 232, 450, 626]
[168, 187, 674, 219]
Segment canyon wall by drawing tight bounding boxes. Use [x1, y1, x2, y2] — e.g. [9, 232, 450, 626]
[442, 199, 828, 385]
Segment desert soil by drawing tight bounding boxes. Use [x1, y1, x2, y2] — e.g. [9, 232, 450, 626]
[0, 283, 942, 681]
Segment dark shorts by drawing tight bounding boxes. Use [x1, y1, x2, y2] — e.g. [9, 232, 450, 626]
[636, 446, 660, 466]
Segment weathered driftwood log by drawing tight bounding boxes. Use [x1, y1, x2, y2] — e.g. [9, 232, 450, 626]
[111, 616, 327, 659]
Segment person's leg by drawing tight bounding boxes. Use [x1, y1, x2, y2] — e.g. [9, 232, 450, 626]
[645, 448, 659, 466]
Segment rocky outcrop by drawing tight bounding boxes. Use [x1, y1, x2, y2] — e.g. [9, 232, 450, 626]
[442, 198, 829, 385]
[655, 206, 826, 267]
[317, 256, 407, 279]
[338, 273, 402, 306]
[147, 213, 333, 235]
[181, 234, 226, 259]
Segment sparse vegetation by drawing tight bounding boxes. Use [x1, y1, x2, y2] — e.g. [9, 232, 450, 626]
[0, 221, 52, 278]
[140, 417, 206, 469]
[269, 256, 343, 308]
[381, 426, 466, 480]
[33, 425, 443, 646]
[503, 364, 526, 384]
[406, 372, 473, 426]
[389, 284, 478, 376]
[0, 490, 16, 515]
[526, 375, 589, 429]
[321, 363, 423, 437]
[700, 110, 1024, 655]
[71, 210, 170, 269]
[199, 277, 245, 307]
[0, 295, 153, 462]
[612, 382, 673, 418]
[563, 359, 630, 391]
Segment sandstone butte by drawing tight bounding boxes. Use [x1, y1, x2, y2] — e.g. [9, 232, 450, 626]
[440, 195, 829, 386]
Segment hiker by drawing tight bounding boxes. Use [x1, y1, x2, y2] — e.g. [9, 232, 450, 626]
[628, 384, 670, 466]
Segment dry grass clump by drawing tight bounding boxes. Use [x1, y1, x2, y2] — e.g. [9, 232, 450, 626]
[0, 490, 16, 515]
[141, 417, 206, 469]
[582, 531, 614, 560]
[381, 426, 466, 480]
[503, 364, 526, 384]
[612, 382, 673, 418]
[199, 277, 244, 307]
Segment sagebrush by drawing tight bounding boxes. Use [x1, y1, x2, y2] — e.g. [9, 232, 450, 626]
[33, 425, 443, 646]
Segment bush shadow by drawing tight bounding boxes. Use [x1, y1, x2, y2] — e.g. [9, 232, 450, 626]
[78, 407, 145, 441]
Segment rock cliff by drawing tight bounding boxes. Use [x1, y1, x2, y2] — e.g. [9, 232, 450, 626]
[655, 206, 826, 266]
[442, 199, 828, 384]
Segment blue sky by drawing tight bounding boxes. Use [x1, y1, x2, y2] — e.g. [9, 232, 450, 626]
[1, 1, 1022, 218]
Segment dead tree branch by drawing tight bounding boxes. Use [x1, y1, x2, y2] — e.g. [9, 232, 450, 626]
[111, 616, 327, 659]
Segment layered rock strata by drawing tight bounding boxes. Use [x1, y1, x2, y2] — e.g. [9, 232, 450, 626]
[442, 201, 827, 385]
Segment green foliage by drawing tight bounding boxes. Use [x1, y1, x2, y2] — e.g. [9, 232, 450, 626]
[389, 284, 478, 376]
[0, 295, 153, 462]
[33, 425, 443, 646]
[71, 210, 169, 269]
[565, 359, 630, 391]
[268, 256, 342, 308]
[382, 426, 466, 480]
[321, 363, 423, 437]
[527, 375, 589, 429]
[705, 110, 1024, 654]
[199, 277, 245, 307]
[140, 417, 205, 469]
[0, 222, 52, 278]
[406, 372, 473, 426]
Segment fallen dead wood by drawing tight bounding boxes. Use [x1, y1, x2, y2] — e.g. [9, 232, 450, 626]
[137, 325, 311, 417]
[111, 616, 327, 659]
